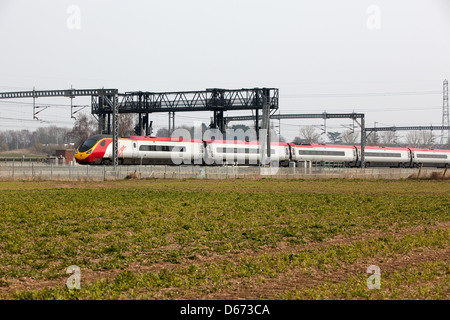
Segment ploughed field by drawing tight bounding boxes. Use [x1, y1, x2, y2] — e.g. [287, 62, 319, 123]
[0, 178, 448, 299]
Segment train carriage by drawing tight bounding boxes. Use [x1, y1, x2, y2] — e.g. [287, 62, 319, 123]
[356, 146, 412, 168]
[75, 135, 204, 165]
[290, 144, 357, 167]
[204, 140, 290, 166]
[410, 148, 450, 168]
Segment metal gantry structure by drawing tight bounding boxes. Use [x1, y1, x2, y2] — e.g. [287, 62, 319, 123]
[0, 87, 278, 168]
[365, 125, 450, 133]
[442, 79, 449, 144]
[224, 112, 367, 167]
[365, 125, 450, 147]
[92, 88, 279, 134]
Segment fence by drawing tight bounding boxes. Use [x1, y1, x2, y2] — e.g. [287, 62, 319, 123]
[0, 162, 447, 180]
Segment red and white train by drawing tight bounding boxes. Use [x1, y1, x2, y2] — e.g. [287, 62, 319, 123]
[75, 134, 450, 168]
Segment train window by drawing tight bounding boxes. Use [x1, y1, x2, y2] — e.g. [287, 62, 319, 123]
[78, 139, 97, 152]
[365, 152, 402, 158]
[139, 145, 186, 152]
[416, 154, 447, 159]
[298, 150, 346, 156]
[140, 145, 155, 151]
[216, 147, 274, 154]
[133, 143, 136, 148]
[101, 140, 106, 147]
[217, 147, 251, 154]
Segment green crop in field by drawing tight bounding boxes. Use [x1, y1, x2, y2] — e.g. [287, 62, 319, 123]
[0, 178, 448, 300]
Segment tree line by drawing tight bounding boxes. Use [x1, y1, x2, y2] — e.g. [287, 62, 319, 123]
[0, 126, 72, 153]
[292, 126, 449, 149]
[0, 113, 136, 153]
[1, 114, 448, 154]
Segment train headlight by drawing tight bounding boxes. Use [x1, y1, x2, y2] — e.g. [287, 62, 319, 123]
[74, 150, 78, 155]
[86, 149, 93, 155]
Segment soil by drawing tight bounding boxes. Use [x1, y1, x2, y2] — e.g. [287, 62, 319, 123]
[1, 222, 448, 299]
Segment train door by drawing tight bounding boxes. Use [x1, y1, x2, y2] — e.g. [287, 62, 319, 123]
[352, 146, 359, 167]
[408, 148, 413, 168]
[287, 144, 296, 162]
[132, 142, 138, 159]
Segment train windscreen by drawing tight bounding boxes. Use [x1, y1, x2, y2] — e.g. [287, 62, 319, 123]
[78, 139, 98, 152]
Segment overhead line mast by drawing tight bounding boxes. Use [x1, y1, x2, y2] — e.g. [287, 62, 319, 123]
[0, 88, 120, 168]
[442, 79, 449, 145]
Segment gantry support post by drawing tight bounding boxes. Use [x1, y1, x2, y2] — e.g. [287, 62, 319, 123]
[112, 93, 119, 169]
[360, 115, 366, 168]
[259, 89, 271, 166]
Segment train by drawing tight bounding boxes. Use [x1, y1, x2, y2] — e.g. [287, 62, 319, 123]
[74, 134, 450, 168]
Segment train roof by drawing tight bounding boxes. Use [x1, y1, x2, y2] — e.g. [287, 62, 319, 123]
[355, 145, 409, 151]
[87, 135, 289, 145]
[203, 140, 289, 146]
[292, 144, 356, 149]
[291, 144, 449, 153]
[86, 134, 112, 140]
[409, 148, 450, 153]
[126, 136, 203, 143]
[307, 144, 450, 152]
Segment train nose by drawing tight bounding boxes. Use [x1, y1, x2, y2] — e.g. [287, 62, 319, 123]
[75, 150, 90, 161]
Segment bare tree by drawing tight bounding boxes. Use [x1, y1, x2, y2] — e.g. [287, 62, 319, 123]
[155, 127, 170, 137]
[0, 132, 8, 151]
[445, 136, 450, 148]
[366, 132, 380, 146]
[119, 114, 136, 137]
[156, 123, 209, 139]
[379, 131, 398, 146]
[292, 136, 302, 145]
[299, 126, 322, 144]
[405, 131, 421, 148]
[67, 113, 98, 147]
[340, 130, 359, 145]
[327, 131, 342, 144]
[419, 131, 435, 149]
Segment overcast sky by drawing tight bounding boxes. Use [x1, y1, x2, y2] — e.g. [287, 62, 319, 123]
[0, 0, 449, 141]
